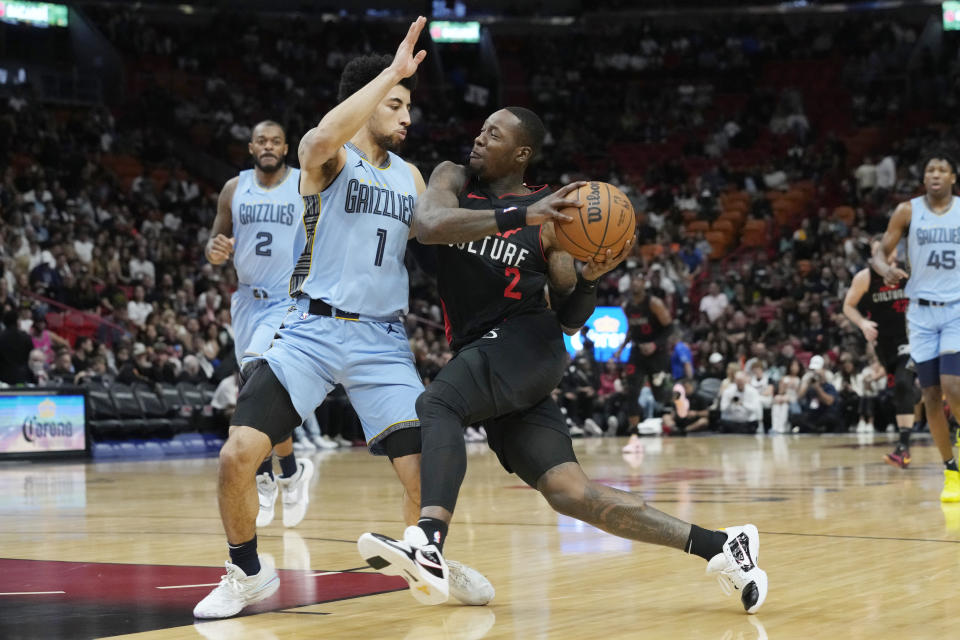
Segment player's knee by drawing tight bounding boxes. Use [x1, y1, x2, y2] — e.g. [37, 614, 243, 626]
[921, 384, 943, 408]
[219, 429, 269, 476]
[415, 386, 463, 424]
[537, 468, 585, 517]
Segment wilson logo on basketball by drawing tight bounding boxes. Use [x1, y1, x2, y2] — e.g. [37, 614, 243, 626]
[554, 181, 636, 262]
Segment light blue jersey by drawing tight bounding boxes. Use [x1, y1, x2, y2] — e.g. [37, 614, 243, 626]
[230, 167, 303, 363]
[905, 194, 960, 374]
[905, 194, 960, 303]
[289, 144, 416, 318]
[232, 167, 303, 297]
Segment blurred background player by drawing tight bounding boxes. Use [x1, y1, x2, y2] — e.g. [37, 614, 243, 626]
[205, 120, 315, 530]
[873, 151, 960, 501]
[843, 237, 919, 468]
[614, 275, 673, 434]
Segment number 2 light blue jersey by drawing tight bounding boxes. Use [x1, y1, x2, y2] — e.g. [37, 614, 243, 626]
[231, 167, 303, 297]
[230, 167, 303, 363]
[288, 144, 416, 318]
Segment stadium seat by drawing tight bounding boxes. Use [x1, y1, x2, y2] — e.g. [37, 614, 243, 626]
[85, 384, 123, 440]
[687, 220, 710, 234]
[109, 384, 151, 436]
[711, 219, 735, 235]
[640, 244, 663, 262]
[134, 386, 176, 436]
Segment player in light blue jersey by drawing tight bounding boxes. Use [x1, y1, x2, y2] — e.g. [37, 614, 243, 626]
[874, 151, 960, 502]
[195, 18, 491, 619]
[205, 120, 318, 532]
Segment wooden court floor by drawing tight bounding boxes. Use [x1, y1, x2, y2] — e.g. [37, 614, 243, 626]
[1, 433, 957, 639]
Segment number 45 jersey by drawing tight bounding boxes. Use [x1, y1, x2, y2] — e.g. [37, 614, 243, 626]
[289, 144, 417, 318]
[437, 182, 552, 351]
[906, 194, 960, 303]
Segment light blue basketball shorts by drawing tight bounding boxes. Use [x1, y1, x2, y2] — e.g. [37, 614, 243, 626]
[231, 286, 293, 366]
[906, 299, 960, 364]
[259, 296, 422, 455]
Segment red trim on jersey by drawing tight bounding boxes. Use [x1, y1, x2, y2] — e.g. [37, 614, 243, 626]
[499, 184, 549, 198]
[538, 225, 546, 261]
[440, 298, 453, 345]
[466, 193, 488, 199]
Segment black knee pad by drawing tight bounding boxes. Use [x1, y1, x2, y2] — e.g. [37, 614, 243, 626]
[893, 376, 918, 415]
[380, 426, 422, 461]
[416, 382, 468, 426]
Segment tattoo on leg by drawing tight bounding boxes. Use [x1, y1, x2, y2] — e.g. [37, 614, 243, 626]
[576, 482, 691, 550]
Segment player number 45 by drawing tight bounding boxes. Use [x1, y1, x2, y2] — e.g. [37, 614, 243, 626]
[927, 250, 956, 270]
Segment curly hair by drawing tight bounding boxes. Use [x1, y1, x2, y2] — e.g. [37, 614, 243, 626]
[337, 54, 418, 103]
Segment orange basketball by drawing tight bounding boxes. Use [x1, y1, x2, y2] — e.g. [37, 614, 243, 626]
[554, 181, 636, 262]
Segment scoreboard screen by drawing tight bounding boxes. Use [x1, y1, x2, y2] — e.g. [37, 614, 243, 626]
[0, 1, 68, 28]
[945, 2, 960, 31]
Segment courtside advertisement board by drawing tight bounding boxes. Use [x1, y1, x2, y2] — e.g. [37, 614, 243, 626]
[0, 391, 87, 459]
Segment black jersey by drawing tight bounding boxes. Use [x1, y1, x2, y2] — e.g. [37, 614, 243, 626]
[858, 266, 909, 367]
[436, 183, 552, 351]
[625, 296, 668, 346]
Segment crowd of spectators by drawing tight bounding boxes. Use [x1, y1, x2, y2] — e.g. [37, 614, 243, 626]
[1, 8, 957, 443]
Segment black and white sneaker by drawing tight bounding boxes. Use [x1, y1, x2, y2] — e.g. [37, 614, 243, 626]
[358, 525, 449, 605]
[706, 524, 768, 614]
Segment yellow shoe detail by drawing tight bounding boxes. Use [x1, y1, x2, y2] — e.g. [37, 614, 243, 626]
[942, 469, 960, 503]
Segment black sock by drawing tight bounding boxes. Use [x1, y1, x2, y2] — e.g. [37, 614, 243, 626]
[278, 452, 298, 478]
[685, 525, 728, 561]
[418, 517, 449, 552]
[946, 458, 959, 472]
[228, 536, 261, 576]
[898, 428, 911, 449]
[256, 458, 274, 480]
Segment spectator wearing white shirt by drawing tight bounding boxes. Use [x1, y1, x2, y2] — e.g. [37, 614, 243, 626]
[73, 228, 94, 264]
[129, 245, 156, 282]
[854, 156, 877, 198]
[212, 372, 239, 422]
[876, 154, 896, 191]
[719, 371, 763, 433]
[126, 285, 154, 328]
[699, 282, 729, 323]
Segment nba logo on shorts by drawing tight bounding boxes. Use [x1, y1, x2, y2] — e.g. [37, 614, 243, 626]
[300, 312, 310, 320]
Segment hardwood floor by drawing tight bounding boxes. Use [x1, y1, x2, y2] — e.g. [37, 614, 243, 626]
[0, 433, 956, 639]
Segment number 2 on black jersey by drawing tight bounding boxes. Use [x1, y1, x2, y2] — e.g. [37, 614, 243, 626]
[503, 267, 522, 299]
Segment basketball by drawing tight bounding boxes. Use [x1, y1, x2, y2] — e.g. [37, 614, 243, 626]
[554, 181, 636, 262]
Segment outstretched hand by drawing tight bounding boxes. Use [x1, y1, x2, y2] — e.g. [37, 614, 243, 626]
[582, 236, 635, 281]
[390, 16, 428, 79]
[527, 181, 587, 226]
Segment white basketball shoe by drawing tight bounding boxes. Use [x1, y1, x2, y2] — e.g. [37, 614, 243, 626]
[706, 524, 768, 614]
[278, 458, 314, 528]
[193, 555, 279, 619]
[447, 559, 495, 605]
[255, 473, 278, 528]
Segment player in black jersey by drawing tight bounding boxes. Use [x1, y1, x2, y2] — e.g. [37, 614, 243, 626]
[843, 239, 920, 468]
[614, 275, 673, 435]
[358, 107, 768, 614]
